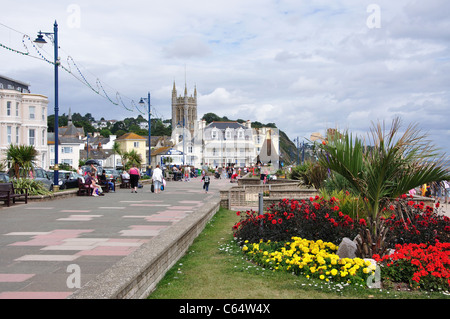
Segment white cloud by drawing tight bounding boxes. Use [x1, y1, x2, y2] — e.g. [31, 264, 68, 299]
[0, 0, 449, 155]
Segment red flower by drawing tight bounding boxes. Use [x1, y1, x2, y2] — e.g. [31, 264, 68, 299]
[272, 220, 277, 225]
[359, 219, 367, 226]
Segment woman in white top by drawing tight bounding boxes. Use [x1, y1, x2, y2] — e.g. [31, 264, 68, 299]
[152, 165, 164, 194]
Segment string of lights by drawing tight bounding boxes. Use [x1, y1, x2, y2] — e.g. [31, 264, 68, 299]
[0, 22, 165, 121]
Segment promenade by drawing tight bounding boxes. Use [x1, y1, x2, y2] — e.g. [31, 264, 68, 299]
[0, 176, 233, 299]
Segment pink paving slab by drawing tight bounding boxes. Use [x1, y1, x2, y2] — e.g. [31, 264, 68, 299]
[0, 274, 35, 282]
[8, 230, 94, 247]
[0, 291, 72, 299]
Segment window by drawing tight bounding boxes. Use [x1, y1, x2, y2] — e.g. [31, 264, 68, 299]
[29, 129, 35, 146]
[62, 147, 73, 154]
[133, 142, 139, 148]
[16, 127, 19, 144]
[7, 101, 11, 116]
[42, 107, 45, 121]
[62, 159, 73, 166]
[42, 129, 45, 145]
[16, 103, 19, 117]
[211, 130, 217, 140]
[29, 106, 35, 119]
[7, 126, 12, 144]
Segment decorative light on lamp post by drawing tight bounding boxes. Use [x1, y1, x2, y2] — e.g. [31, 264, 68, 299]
[139, 92, 151, 173]
[34, 21, 60, 191]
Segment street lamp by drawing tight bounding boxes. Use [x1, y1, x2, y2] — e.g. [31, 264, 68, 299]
[139, 92, 151, 173]
[34, 21, 60, 191]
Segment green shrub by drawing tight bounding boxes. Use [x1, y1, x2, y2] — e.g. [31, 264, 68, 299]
[12, 178, 52, 196]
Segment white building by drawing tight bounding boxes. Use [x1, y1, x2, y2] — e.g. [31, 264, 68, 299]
[166, 82, 281, 170]
[47, 111, 85, 169]
[0, 75, 48, 169]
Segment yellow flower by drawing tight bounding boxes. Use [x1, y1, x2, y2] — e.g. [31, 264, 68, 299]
[320, 275, 325, 280]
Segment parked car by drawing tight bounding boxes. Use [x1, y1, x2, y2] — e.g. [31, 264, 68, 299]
[33, 167, 54, 191]
[0, 172, 9, 183]
[81, 165, 103, 177]
[47, 170, 83, 190]
[102, 168, 120, 180]
[8, 167, 53, 191]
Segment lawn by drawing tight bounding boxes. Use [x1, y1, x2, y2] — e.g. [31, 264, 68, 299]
[148, 208, 450, 300]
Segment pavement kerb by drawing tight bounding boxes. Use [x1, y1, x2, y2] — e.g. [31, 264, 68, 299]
[68, 194, 221, 299]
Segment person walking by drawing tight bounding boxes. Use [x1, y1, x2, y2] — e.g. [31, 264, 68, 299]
[129, 164, 140, 193]
[202, 172, 211, 194]
[152, 165, 164, 194]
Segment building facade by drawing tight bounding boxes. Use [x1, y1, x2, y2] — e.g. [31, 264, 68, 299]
[169, 83, 280, 169]
[115, 132, 147, 167]
[0, 75, 48, 169]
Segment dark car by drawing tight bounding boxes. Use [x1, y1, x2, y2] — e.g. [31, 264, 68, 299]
[47, 170, 83, 190]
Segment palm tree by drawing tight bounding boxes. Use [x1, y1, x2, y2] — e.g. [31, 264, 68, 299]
[6, 145, 38, 179]
[112, 141, 122, 170]
[122, 149, 143, 170]
[317, 117, 449, 257]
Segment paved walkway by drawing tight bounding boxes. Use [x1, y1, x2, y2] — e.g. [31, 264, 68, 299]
[0, 176, 233, 299]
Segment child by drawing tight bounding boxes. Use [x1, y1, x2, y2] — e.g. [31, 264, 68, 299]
[202, 173, 211, 193]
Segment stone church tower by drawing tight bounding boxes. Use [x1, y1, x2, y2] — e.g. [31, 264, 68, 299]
[171, 81, 197, 134]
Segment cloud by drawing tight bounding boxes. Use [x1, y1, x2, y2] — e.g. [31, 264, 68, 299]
[0, 0, 449, 156]
[162, 36, 212, 59]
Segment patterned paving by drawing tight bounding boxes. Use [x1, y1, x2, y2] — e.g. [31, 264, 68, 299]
[0, 178, 229, 299]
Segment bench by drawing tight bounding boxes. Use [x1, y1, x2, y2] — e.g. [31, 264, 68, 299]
[77, 178, 92, 196]
[120, 178, 130, 189]
[0, 183, 28, 207]
[99, 178, 115, 193]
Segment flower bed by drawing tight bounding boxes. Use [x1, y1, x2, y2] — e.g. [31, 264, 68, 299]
[233, 196, 358, 245]
[241, 237, 376, 286]
[374, 242, 450, 291]
[383, 197, 450, 246]
[233, 195, 450, 292]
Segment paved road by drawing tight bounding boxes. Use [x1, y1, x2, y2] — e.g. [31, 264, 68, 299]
[0, 176, 233, 299]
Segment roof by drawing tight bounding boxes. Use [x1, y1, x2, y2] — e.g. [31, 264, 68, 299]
[116, 132, 147, 141]
[206, 121, 247, 130]
[150, 146, 172, 156]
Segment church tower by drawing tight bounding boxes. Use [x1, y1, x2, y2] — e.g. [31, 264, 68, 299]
[171, 81, 197, 134]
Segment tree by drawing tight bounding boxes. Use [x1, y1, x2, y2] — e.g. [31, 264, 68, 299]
[100, 128, 112, 138]
[6, 145, 38, 179]
[317, 117, 449, 258]
[121, 149, 143, 170]
[112, 141, 122, 169]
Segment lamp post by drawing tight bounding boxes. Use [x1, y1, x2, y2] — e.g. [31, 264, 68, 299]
[139, 92, 151, 173]
[34, 21, 60, 191]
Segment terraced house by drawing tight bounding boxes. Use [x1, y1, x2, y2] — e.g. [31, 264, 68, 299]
[0, 75, 48, 169]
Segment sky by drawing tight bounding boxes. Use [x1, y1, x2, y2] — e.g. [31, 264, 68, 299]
[1, 0, 449, 156]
